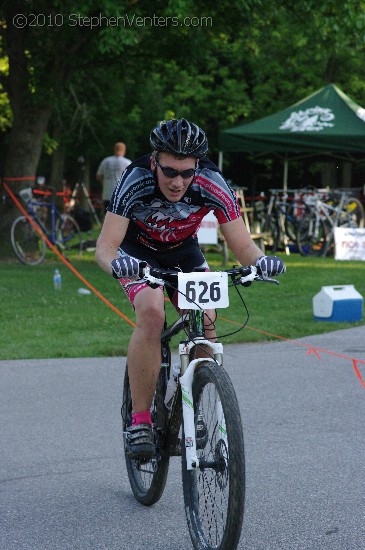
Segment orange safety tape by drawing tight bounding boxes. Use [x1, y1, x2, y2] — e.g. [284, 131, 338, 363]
[218, 315, 365, 390]
[4, 182, 136, 328]
[4, 180, 365, 385]
[32, 188, 68, 197]
[3, 176, 36, 181]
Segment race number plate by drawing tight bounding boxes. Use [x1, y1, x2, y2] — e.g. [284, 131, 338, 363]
[177, 272, 229, 310]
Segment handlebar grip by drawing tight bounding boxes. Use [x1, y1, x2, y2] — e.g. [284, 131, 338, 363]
[140, 265, 180, 284]
[237, 264, 261, 277]
[138, 261, 148, 278]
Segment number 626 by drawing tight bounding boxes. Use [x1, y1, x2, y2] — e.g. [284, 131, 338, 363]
[185, 280, 221, 304]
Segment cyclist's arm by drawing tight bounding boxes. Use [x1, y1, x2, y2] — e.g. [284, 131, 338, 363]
[95, 212, 129, 275]
[220, 217, 264, 265]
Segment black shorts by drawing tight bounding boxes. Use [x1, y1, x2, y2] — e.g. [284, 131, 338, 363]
[118, 237, 208, 307]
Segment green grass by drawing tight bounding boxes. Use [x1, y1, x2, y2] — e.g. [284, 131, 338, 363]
[1, 250, 364, 360]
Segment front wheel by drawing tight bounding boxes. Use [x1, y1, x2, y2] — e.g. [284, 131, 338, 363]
[122, 367, 170, 506]
[10, 216, 46, 265]
[182, 361, 245, 550]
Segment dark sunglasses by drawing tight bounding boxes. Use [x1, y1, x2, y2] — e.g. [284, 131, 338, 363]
[155, 158, 196, 179]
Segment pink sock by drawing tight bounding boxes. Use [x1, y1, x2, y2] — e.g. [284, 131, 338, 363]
[132, 410, 152, 427]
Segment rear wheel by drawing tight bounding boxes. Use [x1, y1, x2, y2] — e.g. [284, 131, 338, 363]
[10, 216, 46, 265]
[182, 361, 245, 550]
[297, 210, 327, 256]
[55, 214, 83, 255]
[122, 367, 170, 506]
[341, 197, 365, 228]
[267, 212, 280, 253]
[284, 201, 309, 243]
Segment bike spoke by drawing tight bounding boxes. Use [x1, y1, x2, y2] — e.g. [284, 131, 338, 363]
[182, 362, 245, 550]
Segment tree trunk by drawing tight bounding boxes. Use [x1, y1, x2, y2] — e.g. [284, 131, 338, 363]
[50, 141, 66, 192]
[1, 103, 53, 255]
[4, 105, 52, 179]
[1, 8, 54, 257]
[3, 7, 53, 180]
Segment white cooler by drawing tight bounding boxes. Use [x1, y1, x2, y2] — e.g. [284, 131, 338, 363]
[313, 285, 363, 322]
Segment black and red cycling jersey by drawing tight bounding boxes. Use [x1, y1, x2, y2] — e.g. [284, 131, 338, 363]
[108, 154, 240, 251]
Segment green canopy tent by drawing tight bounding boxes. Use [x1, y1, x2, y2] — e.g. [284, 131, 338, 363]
[219, 83, 365, 189]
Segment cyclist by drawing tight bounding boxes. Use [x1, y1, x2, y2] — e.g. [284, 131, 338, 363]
[96, 118, 285, 459]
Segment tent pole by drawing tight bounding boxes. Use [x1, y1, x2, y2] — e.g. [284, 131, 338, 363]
[283, 156, 290, 255]
[283, 156, 288, 192]
[218, 151, 223, 172]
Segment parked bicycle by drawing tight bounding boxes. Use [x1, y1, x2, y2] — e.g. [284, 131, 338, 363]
[259, 188, 317, 253]
[122, 263, 281, 550]
[296, 189, 365, 256]
[11, 186, 82, 265]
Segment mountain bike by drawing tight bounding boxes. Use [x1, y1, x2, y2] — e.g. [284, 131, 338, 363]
[10, 186, 82, 265]
[122, 264, 280, 550]
[260, 188, 320, 253]
[296, 189, 365, 256]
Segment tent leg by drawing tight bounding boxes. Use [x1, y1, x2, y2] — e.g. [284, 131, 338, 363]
[283, 157, 290, 255]
[283, 157, 288, 192]
[218, 151, 223, 172]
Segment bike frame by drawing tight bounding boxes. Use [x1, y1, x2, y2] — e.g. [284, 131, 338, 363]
[316, 192, 347, 226]
[127, 264, 261, 471]
[123, 265, 278, 549]
[30, 199, 57, 240]
[179, 339, 224, 470]
[24, 190, 62, 244]
[163, 308, 224, 471]
[310, 191, 354, 245]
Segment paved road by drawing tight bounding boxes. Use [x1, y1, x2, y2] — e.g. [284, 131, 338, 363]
[1, 326, 364, 550]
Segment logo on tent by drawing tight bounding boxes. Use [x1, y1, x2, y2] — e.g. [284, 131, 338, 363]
[279, 106, 335, 132]
[357, 108, 365, 122]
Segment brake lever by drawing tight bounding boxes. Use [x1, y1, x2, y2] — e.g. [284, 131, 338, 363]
[125, 266, 165, 289]
[256, 276, 280, 285]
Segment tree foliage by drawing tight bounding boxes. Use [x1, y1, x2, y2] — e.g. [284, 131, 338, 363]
[1, 0, 365, 185]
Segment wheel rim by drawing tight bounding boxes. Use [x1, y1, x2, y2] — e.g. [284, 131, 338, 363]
[11, 217, 45, 265]
[191, 382, 231, 546]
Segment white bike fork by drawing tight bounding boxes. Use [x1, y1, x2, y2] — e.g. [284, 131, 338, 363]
[179, 340, 223, 470]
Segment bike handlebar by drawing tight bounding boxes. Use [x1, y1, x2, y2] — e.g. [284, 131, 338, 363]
[137, 263, 280, 286]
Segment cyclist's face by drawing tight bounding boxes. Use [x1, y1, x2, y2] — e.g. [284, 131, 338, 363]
[152, 153, 196, 202]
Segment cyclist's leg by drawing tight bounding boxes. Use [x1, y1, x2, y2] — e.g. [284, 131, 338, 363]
[118, 275, 165, 459]
[117, 244, 166, 415]
[128, 286, 165, 413]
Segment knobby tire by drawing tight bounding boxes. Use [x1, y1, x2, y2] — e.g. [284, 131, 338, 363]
[122, 367, 170, 506]
[10, 216, 46, 265]
[296, 210, 327, 256]
[182, 361, 245, 550]
[55, 214, 83, 256]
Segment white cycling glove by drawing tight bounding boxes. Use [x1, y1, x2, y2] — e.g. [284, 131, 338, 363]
[111, 256, 141, 279]
[255, 255, 286, 280]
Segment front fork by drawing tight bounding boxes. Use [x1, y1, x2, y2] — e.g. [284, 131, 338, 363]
[179, 339, 224, 470]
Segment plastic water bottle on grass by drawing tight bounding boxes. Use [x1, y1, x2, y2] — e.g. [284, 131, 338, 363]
[53, 269, 62, 290]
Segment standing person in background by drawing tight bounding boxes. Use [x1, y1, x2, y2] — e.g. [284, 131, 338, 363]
[96, 142, 132, 213]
